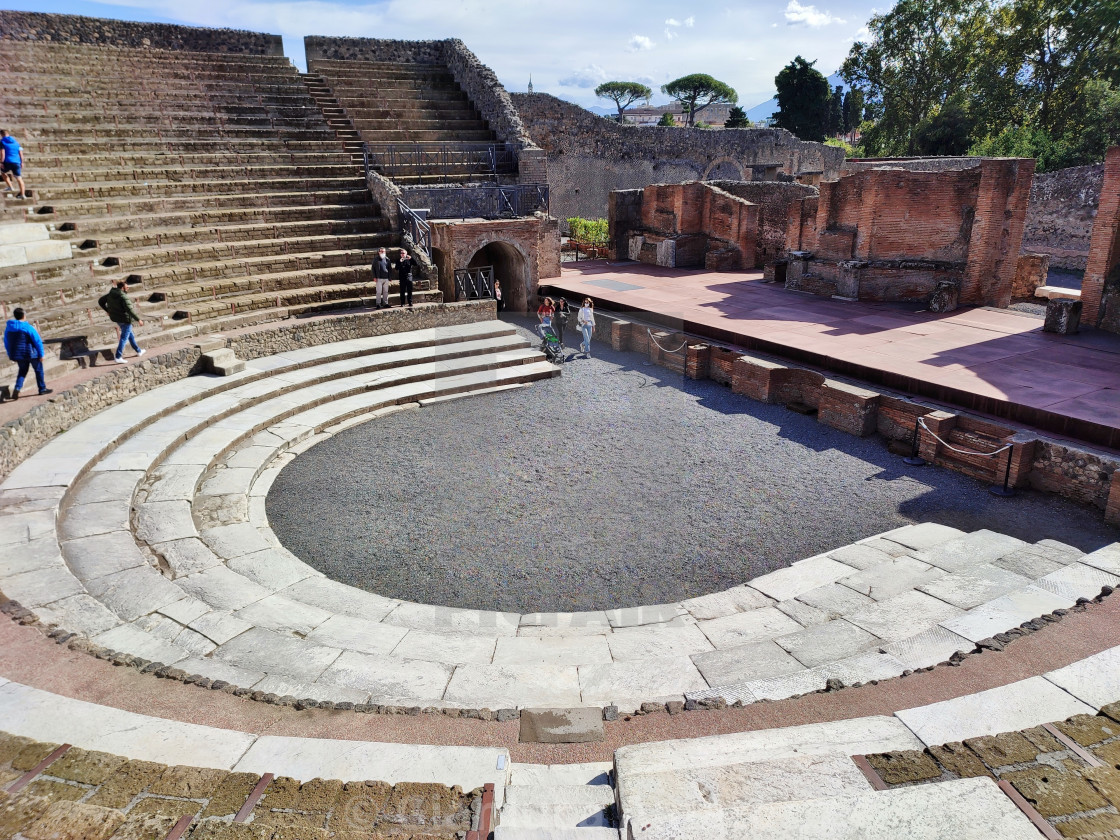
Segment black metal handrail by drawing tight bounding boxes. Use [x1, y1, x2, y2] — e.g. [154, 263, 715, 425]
[397, 198, 432, 261]
[364, 142, 517, 182]
[454, 265, 495, 301]
[413, 184, 549, 220]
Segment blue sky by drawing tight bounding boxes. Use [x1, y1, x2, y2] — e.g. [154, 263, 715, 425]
[11, 0, 880, 110]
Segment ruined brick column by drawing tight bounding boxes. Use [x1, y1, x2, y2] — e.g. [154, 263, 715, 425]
[961, 159, 1035, 307]
[609, 320, 633, 352]
[685, 344, 710, 380]
[1082, 146, 1120, 328]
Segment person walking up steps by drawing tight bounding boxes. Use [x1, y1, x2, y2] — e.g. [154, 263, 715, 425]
[578, 297, 596, 356]
[4, 308, 51, 399]
[372, 247, 391, 309]
[98, 280, 145, 364]
[1, 130, 27, 200]
[397, 248, 413, 308]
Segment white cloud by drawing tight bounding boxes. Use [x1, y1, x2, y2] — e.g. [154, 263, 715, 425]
[665, 16, 681, 25]
[784, 0, 845, 27]
[628, 34, 655, 51]
[684, 15, 694, 26]
[558, 64, 609, 88]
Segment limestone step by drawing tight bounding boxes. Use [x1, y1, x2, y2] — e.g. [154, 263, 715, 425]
[33, 162, 363, 186]
[504, 786, 614, 808]
[625, 777, 1042, 840]
[510, 764, 613, 787]
[493, 830, 621, 840]
[34, 188, 374, 222]
[35, 175, 367, 201]
[498, 804, 613, 829]
[77, 215, 388, 251]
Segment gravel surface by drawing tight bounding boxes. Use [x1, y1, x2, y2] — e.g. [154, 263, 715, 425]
[267, 316, 1117, 613]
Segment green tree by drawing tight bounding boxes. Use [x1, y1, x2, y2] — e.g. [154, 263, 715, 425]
[725, 106, 749, 128]
[913, 96, 976, 155]
[841, 0, 990, 155]
[772, 56, 831, 142]
[841, 88, 864, 134]
[661, 74, 738, 127]
[594, 81, 653, 122]
[657, 112, 677, 126]
[828, 85, 845, 136]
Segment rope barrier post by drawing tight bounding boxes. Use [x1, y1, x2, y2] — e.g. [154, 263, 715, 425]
[989, 444, 1018, 497]
[903, 416, 926, 466]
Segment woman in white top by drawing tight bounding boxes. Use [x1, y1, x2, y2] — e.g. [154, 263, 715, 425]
[577, 298, 596, 356]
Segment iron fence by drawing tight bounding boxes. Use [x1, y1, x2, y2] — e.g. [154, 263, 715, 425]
[363, 142, 517, 182]
[454, 265, 495, 301]
[397, 198, 432, 261]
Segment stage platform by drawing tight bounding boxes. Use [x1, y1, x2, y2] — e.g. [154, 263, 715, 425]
[544, 261, 1120, 450]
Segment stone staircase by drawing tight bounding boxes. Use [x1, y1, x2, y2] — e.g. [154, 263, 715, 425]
[0, 40, 418, 385]
[306, 58, 514, 185]
[497, 763, 619, 839]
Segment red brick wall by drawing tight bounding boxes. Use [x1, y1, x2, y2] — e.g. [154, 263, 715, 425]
[961, 158, 1036, 307]
[1082, 146, 1120, 328]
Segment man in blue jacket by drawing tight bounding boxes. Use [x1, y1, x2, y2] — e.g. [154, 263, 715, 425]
[4, 308, 51, 399]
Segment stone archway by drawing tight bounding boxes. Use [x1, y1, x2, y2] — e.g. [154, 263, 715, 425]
[702, 157, 746, 181]
[465, 239, 531, 312]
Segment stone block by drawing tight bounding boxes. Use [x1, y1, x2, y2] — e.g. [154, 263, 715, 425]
[519, 708, 604, 743]
[1046, 645, 1120, 711]
[1053, 714, 1119, 748]
[774, 619, 879, 667]
[691, 640, 806, 687]
[926, 742, 991, 779]
[149, 765, 229, 799]
[963, 732, 1044, 768]
[696, 607, 803, 648]
[23, 801, 125, 840]
[87, 759, 166, 808]
[1002, 764, 1108, 818]
[844, 590, 963, 643]
[1043, 298, 1082, 334]
[1084, 766, 1120, 809]
[865, 750, 941, 785]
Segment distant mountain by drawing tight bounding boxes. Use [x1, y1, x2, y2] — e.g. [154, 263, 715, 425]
[745, 72, 845, 125]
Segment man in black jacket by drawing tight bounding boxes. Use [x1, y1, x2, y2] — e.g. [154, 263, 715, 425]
[397, 249, 414, 308]
[372, 247, 391, 309]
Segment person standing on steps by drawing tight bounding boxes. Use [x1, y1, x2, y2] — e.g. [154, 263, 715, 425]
[4, 308, 51, 399]
[578, 297, 596, 356]
[493, 279, 503, 313]
[1, 130, 27, 200]
[372, 247, 391, 309]
[553, 296, 570, 346]
[397, 248, 413, 308]
[98, 280, 145, 364]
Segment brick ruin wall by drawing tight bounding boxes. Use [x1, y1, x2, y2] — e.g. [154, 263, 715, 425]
[510, 93, 844, 224]
[0, 10, 283, 54]
[304, 36, 545, 181]
[1082, 146, 1120, 330]
[783, 160, 1033, 306]
[709, 180, 819, 265]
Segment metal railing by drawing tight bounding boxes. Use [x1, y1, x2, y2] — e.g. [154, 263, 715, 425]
[397, 198, 432, 261]
[363, 142, 517, 182]
[454, 265, 495, 301]
[416, 184, 549, 220]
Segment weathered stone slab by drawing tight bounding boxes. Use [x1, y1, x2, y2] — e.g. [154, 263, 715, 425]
[171, 657, 266, 689]
[896, 676, 1096, 746]
[844, 591, 963, 642]
[232, 594, 331, 636]
[691, 641, 806, 687]
[795, 583, 874, 617]
[884, 626, 974, 670]
[775, 598, 830, 627]
[741, 669, 828, 701]
[839, 557, 945, 601]
[315, 650, 453, 705]
[878, 523, 966, 551]
[59, 502, 131, 540]
[814, 651, 907, 685]
[226, 548, 316, 591]
[1078, 544, 1120, 576]
[509, 762, 612, 787]
[494, 635, 612, 666]
[916, 564, 1031, 609]
[176, 566, 271, 612]
[33, 595, 122, 636]
[199, 523, 272, 559]
[250, 675, 368, 705]
[0, 485, 67, 514]
[607, 624, 713, 661]
[746, 555, 854, 602]
[0, 563, 83, 607]
[278, 576, 399, 622]
[0, 509, 56, 545]
[519, 708, 604, 744]
[695, 607, 803, 649]
[92, 624, 188, 664]
[635, 777, 1041, 840]
[1036, 562, 1120, 601]
[915, 530, 1028, 573]
[0, 536, 64, 578]
[84, 566, 185, 622]
[603, 604, 686, 628]
[1045, 645, 1120, 710]
[150, 538, 222, 578]
[444, 663, 582, 708]
[141, 465, 204, 504]
[992, 548, 1068, 579]
[390, 628, 497, 665]
[68, 471, 144, 506]
[517, 611, 612, 636]
[212, 627, 341, 682]
[133, 501, 197, 545]
[157, 597, 212, 626]
[829, 542, 905, 570]
[186, 610, 254, 646]
[383, 601, 520, 636]
[578, 657, 707, 707]
[774, 620, 879, 667]
[303, 614, 409, 656]
[939, 585, 1073, 642]
[681, 586, 773, 620]
[61, 531, 147, 582]
[198, 468, 257, 498]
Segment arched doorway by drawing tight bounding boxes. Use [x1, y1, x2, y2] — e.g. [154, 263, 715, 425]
[702, 157, 745, 181]
[463, 240, 530, 312]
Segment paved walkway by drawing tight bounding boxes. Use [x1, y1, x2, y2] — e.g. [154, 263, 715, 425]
[546, 262, 1120, 449]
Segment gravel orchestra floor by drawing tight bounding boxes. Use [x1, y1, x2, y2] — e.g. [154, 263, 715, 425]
[267, 320, 1118, 614]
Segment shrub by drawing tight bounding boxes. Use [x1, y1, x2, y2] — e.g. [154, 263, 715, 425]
[566, 217, 609, 244]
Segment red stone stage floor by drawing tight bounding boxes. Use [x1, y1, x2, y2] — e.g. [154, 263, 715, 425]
[544, 261, 1120, 450]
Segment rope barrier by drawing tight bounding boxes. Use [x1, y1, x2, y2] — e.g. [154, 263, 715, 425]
[646, 328, 689, 355]
[915, 416, 1012, 458]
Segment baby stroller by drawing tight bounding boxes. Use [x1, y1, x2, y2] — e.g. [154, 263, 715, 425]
[539, 324, 564, 363]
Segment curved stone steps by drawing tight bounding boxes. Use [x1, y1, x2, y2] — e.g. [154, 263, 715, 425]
[33, 162, 362, 187]
[35, 175, 366, 202]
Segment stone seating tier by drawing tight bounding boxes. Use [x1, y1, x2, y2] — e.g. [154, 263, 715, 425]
[1, 319, 1116, 713]
[0, 39, 403, 383]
